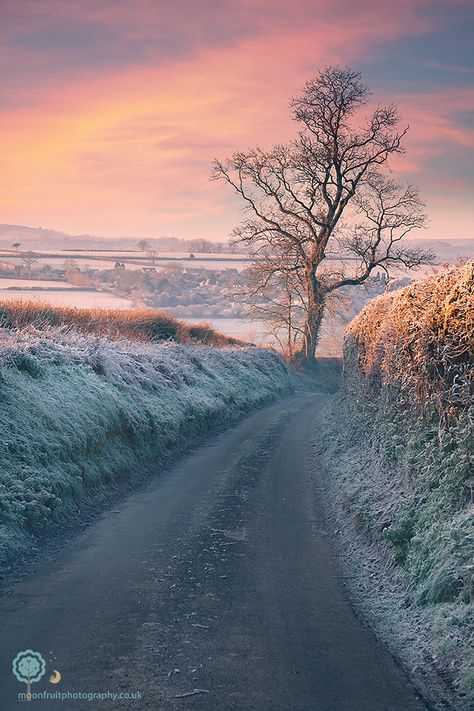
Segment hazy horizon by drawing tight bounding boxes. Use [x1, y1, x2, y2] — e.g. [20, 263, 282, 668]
[1, 222, 474, 249]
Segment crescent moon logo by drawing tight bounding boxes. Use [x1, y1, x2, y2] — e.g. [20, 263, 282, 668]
[49, 670, 61, 684]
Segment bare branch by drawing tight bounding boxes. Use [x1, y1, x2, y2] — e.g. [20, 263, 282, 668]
[212, 66, 432, 363]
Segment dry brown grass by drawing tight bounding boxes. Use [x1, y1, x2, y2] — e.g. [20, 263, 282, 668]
[344, 261, 474, 416]
[0, 300, 244, 347]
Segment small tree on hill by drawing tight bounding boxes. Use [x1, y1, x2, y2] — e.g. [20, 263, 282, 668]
[212, 66, 434, 366]
[137, 239, 152, 253]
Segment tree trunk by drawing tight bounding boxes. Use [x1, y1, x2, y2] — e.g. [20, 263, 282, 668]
[302, 301, 324, 361]
[293, 268, 325, 368]
[287, 290, 293, 360]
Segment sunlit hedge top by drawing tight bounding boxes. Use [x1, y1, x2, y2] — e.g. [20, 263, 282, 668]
[344, 261, 474, 418]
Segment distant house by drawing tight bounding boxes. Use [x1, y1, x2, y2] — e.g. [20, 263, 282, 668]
[114, 261, 126, 269]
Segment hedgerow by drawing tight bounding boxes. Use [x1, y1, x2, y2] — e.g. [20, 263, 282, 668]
[320, 262, 473, 700]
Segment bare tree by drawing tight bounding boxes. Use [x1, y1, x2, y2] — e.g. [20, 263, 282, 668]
[240, 254, 307, 358]
[147, 248, 157, 265]
[22, 251, 38, 272]
[212, 66, 434, 366]
[137, 239, 152, 253]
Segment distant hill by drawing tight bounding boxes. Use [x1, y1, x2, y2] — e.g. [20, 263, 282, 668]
[404, 237, 474, 261]
[0, 224, 472, 261]
[0, 224, 229, 253]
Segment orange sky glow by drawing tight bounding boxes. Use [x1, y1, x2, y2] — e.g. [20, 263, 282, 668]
[1, 0, 473, 240]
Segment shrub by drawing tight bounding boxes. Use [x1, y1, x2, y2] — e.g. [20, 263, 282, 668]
[0, 301, 244, 347]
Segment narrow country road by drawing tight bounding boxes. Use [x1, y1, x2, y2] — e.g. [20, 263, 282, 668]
[0, 395, 428, 710]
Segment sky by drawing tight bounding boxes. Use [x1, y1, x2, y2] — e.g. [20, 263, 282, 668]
[0, 0, 473, 241]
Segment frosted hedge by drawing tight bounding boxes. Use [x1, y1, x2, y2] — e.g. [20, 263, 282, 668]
[330, 262, 474, 696]
[0, 326, 291, 566]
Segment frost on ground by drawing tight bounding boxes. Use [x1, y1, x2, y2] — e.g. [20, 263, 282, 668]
[316, 263, 473, 710]
[0, 325, 291, 567]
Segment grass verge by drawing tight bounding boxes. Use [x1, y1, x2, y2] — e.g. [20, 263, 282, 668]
[0, 323, 291, 568]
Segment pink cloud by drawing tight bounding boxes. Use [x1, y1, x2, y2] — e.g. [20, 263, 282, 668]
[0, 0, 472, 238]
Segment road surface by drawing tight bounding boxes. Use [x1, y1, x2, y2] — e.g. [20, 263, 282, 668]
[0, 394, 428, 710]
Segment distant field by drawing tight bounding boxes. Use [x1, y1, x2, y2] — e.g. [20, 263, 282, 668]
[0, 278, 74, 288]
[0, 250, 252, 272]
[3, 247, 460, 276]
[1, 256, 149, 272]
[0, 248, 249, 259]
[0, 289, 133, 309]
[183, 315, 269, 345]
[50, 250, 249, 260]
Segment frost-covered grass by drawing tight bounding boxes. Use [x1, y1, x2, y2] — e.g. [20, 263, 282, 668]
[0, 325, 291, 567]
[318, 264, 473, 705]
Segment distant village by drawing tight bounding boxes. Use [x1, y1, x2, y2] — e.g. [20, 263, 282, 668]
[0, 250, 250, 319]
[0, 242, 421, 356]
[110, 262, 249, 318]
